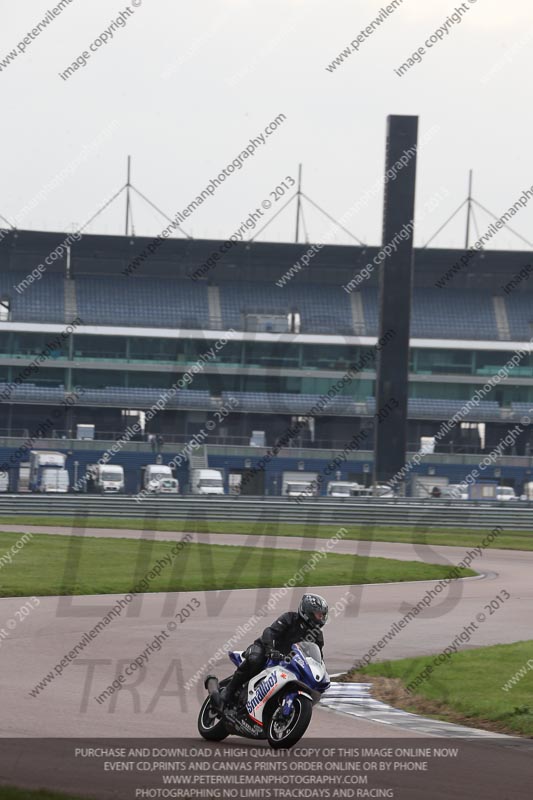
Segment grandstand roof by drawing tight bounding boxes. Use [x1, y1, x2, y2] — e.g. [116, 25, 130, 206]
[0, 228, 531, 288]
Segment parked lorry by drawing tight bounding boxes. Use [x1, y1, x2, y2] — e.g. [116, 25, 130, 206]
[327, 481, 359, 497]
[86, 464, 124, 493]
[285, 480, 319, 498]
[521, 482, 533, 500]
[350, 486, 373, 497]
[142, 464, 176, 493]
[282, 471, 319, 498]
[496, 485, 517, 501]
[18, 464, 30, 492]
[190, 468, 224, 495]
[441, 484, 468, 500]
[29, 451, 69, 493]
[412, 476, 450, 498]
[155, 478, 179, 494]
[373, 483, 395, 498]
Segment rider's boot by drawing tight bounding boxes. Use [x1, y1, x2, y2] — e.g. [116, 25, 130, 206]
[221, 672, 246, 709]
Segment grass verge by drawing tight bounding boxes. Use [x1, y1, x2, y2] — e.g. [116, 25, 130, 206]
[344, 640, 533, 737]
[0, 531, 474, 597]
[0, 515, 530, 550]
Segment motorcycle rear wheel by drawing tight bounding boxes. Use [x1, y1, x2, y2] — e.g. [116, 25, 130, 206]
[198, 696, 228, 741]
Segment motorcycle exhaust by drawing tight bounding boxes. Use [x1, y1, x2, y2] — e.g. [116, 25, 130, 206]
[205, 675, 223, 712]
[205, 675, 219, 693]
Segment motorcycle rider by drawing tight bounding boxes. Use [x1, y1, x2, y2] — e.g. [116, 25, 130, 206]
[220, 593, 328, 710]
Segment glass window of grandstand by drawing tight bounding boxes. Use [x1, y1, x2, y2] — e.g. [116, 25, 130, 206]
[8, 332, 69, 360]
[238, 375, 301, 393]
[227, 342, 370, 371]
[74, 335, 126, 361]
[499, 386, 533, 406]
[125, 371, 176, 389]
[243, 341, 299, 369]
[410, 383, 475, 401]
[474, 350, 533, 378]
[187, 338, 242, 366]
[73, 370, 181, 390]
[128, 337, 181, 363]
[0, 331, 10, 356]
[299, 376, 363, 397]
[413, 348, 473, 376]
[11, 366, 65, 388]
[73, 369, 126, 389]
[300, 344, 362, 371]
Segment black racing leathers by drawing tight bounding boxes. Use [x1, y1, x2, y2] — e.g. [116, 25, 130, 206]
[255, 611, 324, 655]
[222, 612, 324, 706]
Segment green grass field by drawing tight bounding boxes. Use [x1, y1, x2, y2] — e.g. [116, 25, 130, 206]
[0, 515, 530, 550]
[0, 530, 474, 597]
[352, 640, 533, 737]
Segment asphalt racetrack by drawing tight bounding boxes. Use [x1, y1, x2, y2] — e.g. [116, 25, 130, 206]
[1, 523, 532, 741]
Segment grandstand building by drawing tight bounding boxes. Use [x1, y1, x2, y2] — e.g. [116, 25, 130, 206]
[1, 227, 533, 494]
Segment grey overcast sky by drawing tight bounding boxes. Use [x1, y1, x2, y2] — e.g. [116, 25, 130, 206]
[1, 0, 532, 250]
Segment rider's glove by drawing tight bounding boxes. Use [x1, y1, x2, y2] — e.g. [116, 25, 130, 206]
[267, 649, 284, 661]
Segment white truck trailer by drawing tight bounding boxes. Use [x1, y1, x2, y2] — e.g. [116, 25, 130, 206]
[29, 451, 69, 493]
[86, 464, 125, 493]
[190, 468, 224, 495]
[143, 464, 175, 493]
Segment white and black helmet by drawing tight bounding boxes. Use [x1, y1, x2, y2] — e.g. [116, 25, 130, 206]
[298, 594, 329, 628]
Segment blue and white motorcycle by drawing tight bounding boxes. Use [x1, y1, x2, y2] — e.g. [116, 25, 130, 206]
[198, 641, 330, 748]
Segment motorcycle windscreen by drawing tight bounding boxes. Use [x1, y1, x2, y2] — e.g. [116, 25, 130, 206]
[295, 641, 322, 662]
[294, 641, 329, 688]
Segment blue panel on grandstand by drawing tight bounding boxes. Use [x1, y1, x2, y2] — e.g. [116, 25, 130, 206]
[75, 276, 210, 328]
[408, 397, 501, 420]
[79, 387, 214, 409]
[0, 272, 65, 323]
[412, 289, 497, 339]
[367, 396, 501, 420]
[224, 392, 364, 416]
[1, 270, 501, 339]
[295, 284, 354, 334]
[0, 384, 215, 410]
[504, 294, 533, 341]
[361, 288, 498, 340]
[218, 282, 354, 334]
[0, 383, 65, 403]
[510, 402, 533, 419]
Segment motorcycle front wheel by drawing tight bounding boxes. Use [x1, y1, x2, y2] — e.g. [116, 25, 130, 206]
[197, 696, 229, 741]
[267, 694, 313, 749]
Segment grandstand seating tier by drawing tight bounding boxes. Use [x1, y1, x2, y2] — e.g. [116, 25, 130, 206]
[4, 272, 528, 340]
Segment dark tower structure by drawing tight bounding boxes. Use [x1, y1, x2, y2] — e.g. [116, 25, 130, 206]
[373, 115, 418, 487]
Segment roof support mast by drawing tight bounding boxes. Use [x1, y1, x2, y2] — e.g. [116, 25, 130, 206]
[465, 168, 473, 249]
[295, 163, 302, 243]
[125, 155, 132, 236]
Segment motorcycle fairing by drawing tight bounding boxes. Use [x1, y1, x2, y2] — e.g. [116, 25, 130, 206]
[229, 650, 244, 667]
